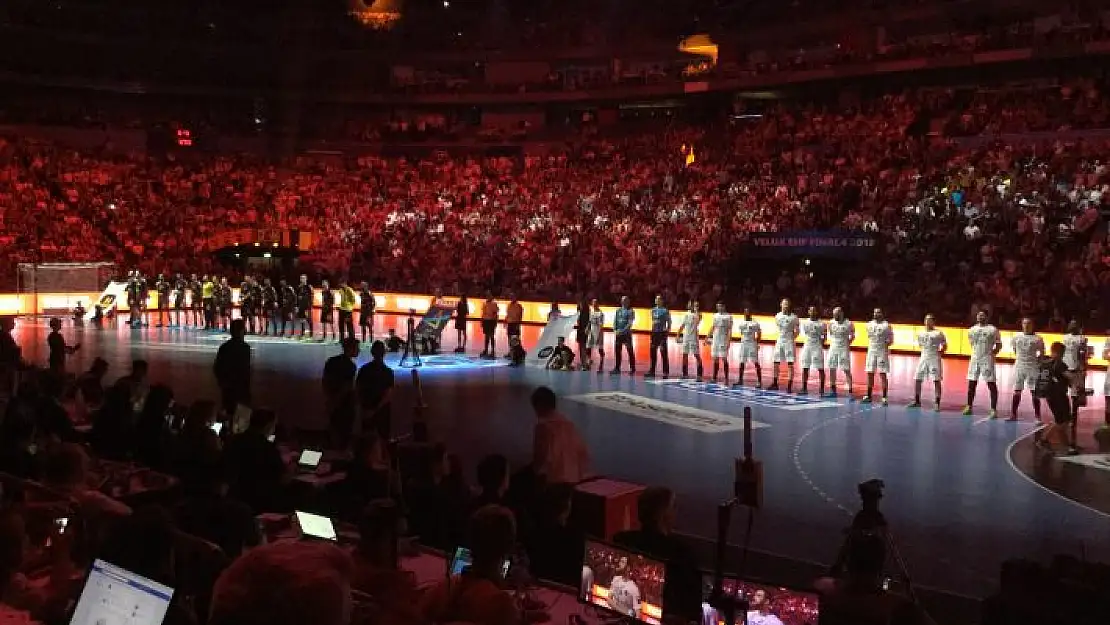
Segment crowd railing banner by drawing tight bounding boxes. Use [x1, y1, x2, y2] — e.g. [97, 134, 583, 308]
[746, 230, 877, 259]
[3, 289, 1106, 366]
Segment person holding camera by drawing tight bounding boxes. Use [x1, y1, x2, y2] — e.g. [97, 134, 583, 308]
[1035, 342, 1080, 456]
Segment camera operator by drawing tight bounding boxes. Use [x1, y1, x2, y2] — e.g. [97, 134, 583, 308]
[1034, 342, 1080, 456]
[817, 480, 933, 625]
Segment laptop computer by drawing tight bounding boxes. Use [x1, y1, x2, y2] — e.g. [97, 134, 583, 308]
[69, 559, 174, 625]
[448, 546, 511, 579]
[293, 510, 337, 542]
[297, 449, 323, 473]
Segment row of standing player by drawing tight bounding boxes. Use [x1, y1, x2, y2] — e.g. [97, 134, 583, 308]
[567, 297, 1104, 420]
[120, 272, 378, 343]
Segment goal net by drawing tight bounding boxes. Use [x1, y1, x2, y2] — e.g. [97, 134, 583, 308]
[17, 262, 116, 294]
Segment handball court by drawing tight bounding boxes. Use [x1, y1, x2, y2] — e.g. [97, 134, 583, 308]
[11, 315, 1110, 609]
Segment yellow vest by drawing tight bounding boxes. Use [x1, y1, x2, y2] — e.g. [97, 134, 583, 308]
[338, 286, 357, 311]
[202, 281, 215, 298]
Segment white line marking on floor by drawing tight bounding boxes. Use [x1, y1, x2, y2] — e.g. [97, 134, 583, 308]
[1004, 426, 1110, 520]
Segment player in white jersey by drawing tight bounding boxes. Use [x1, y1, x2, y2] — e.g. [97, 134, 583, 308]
[583, 298, 606, 373]
[676, 300, 704, 379]
[862, 308, 893, 405]
[799, 306, 827, 395]
[909, 314, 947, 411]
[769, 299, 798, 392]
[606, 557, 641, 617]
[825, 307, 855, 398]
[707, 302, 734, 385]
[746, 588, 784, 625]
[963, 311, 1002, 417]
[736, 309, 762, 387]
[1062, 320, 1089, 424]
[1009, 317, 1045, 422]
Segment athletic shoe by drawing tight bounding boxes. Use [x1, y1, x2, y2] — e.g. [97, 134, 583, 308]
[861, 396, 872, 404]
[1065, 447, 1080, 456]
[644, 372, 656, 379]
[962, 405, 972, 416]
[881, 397, 889, 406]
[907, 401, 921, 408]
[609, 369, 621, 375]
[988, 409, 998, 419]
[1006, 415, 1018, 422]
[934, 400, 941, 412]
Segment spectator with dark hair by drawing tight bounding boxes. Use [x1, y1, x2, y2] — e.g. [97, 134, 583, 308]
[34, 371, 77, 444]
[613, 486, 700, 621]
[223, 408, 285, 512]
[420, 505, 520, 625]
[89, 381, 135, 460]
[100, 506, 198, 625]
[169, 400, 223, 488]
[213, 319, 251, 417]
[474, 453, 510, 509]
[525, 482, 584, 586]
[0, 403, 37, 479]
[351, 500, 421, 625]
[175, 459, 261, 559]
[41, 442, 132, 518]
[531, 386, 589, 484]
[117, 359, 150, 411]
[209, 542, 354, 625]
[76, 357, 110, 413]
[356, 340, 394, 440]
[132, 384, 174, 469]
[403, 443, 468, 551]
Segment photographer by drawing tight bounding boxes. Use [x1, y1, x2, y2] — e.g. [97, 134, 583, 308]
[1034, 342, 1080, 456]
[818, 480, 933, 625]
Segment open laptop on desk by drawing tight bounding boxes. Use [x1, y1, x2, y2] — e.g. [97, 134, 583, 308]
[69, 559, 174, 625]
[296, 449, 323, 474]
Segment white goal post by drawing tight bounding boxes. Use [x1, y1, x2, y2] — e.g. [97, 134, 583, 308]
[16, 262, 117, 314]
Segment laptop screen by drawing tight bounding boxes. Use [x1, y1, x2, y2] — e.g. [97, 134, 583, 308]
[298, 449, 323, 468]
[209, 422, 223, 436]
[294, 511, 337, 541]
[70, 559, 174, 625]
[580, 539, 666, 625]
[700, 574, 820, 625]
[448, 546, 511, 578]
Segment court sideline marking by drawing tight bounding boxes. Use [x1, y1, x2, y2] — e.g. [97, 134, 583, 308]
[1004, 426, 1110, 520]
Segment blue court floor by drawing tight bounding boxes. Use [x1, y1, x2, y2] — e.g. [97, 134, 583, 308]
[11, 315, 1110, 600]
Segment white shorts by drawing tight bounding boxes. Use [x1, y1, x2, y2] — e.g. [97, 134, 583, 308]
[681, 339, 700, 355]
[1011, 364, 1039, 391]
[826, 347, 851, 372]
[710, 340, 730, 359]
[914, 358, 942, 381]
[1103, 372, 1109, 397]
[967, 357, 997, 383]
[586, 330, 602, 350]
[865, 349, 890, 374]
[773, 341, 795, 364]
[800, 346, 824, 370]
[738, 342, 759, 363]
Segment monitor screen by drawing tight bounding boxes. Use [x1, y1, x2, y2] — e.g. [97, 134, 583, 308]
[700, 575, 820, 625]
[209, 422, 223, 436]
[294, 511, 337, 541]
[448, 546, 511, 578]
[580, 540, 665, 625]
[298, 449, 323, 468]
[70, 559, 174, 625]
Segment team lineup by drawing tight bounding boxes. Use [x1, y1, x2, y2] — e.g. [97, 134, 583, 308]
[95, 272, 1104, 455]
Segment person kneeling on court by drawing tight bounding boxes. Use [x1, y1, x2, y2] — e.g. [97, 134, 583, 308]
[546, 337, 576, 371]
[1034, 342, 1081, 456]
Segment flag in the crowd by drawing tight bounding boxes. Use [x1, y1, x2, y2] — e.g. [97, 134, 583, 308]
[682, 144, 696, 166]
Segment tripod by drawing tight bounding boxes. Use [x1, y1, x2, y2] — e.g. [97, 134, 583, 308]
[399, 313, 422, 368]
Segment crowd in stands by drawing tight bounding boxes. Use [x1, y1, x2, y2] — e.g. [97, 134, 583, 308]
[2, 78, 1110, 329]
